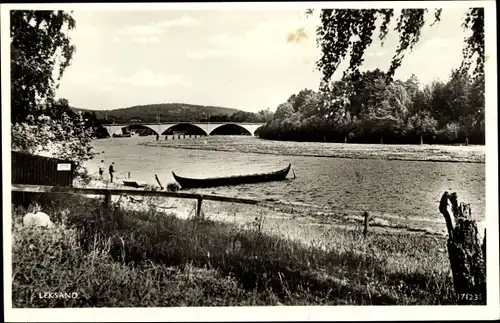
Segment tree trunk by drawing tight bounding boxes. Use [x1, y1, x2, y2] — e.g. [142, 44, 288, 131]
[420, 135, 423, 145]
[465, 136, 469, 146]
[344, 135, 347, 143]
[439, 192, 486, 304]
[380, 135, 383, 145]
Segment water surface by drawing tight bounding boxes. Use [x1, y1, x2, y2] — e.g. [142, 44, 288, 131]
[85, 137, 485, 223]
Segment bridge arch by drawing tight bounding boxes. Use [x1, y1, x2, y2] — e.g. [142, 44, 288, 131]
[209, 123, 253, 136]
[128, 124, 159, 136]
[160, 123, 208, 136]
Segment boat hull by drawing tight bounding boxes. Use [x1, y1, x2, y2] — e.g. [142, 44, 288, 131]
[172, 163, 291, 189]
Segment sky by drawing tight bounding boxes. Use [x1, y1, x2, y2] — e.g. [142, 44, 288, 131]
[54, 6, 472, 113]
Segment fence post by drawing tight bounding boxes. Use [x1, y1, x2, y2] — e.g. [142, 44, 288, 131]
[103, 190, 112, 216]
[196, 195, 203, 220]
[439, 191, 486, 304]
[363, 211, 370, 237]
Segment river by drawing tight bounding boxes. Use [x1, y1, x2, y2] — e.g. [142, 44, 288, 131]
[84, 136, 485, 224]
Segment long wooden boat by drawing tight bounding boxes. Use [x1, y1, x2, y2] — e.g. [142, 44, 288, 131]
[172, 163, 291, 189]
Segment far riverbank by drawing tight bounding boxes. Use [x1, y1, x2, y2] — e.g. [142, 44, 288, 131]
[139, 136, 485, 163]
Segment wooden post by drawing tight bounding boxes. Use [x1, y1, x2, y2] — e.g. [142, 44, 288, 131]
[178, 134, 181, 139]
[196, 195, 203, 220]
[439, 191, 486, 304]
[292, 169, 296, 179]
[155, 174, 164, 190]
[363, 211, 370, 237]
[183, 134, 186, 139]
[128, 172, 130, 179]
[165, 135, 168, 140]
[103, 190, 112, 216]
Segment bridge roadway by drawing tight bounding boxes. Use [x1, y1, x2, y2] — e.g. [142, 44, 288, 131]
[102, 122, 265, 137]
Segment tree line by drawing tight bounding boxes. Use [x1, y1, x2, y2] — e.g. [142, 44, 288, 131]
[75, 106, 274, 125]
[258, 69, 484, 145]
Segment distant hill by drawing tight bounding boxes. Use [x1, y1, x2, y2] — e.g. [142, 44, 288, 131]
[71, 103, 244, 124]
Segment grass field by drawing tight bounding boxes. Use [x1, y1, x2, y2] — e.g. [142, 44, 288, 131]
[11, 192, 464, 307]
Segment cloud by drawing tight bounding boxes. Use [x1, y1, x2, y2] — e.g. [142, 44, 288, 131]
[119, 24, 165, 36]
[132, 36, 160, 44]
[189, 16, 320, 62]
[186, 49, 230, 59]
[114, 15, 200, 41]
[119, 70, 192, 88]
[156, 15, 201, 28]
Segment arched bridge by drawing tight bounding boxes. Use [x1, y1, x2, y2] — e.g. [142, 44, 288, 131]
[102, 122, 265, 137]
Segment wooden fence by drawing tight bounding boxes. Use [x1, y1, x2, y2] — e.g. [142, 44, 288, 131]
[11, 183, 263, 218]
[11, 151, 75, 187]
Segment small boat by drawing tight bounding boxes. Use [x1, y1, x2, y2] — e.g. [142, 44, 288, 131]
[122, 180, 146, 188]
[172, 163, 292, 189]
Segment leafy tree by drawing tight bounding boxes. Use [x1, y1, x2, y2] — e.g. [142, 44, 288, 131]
[273, 102, 294, 120]
[11, 10, 94, 178]
[309, 8, 484, 90]
[287, 89, 317, 112]
[11, 99, 94, 173]
[404, 74, 420, 101]
[11, 10, 76, 123]
[257, 108, 274, 122]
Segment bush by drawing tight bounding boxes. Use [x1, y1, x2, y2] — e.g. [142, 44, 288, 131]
[166, 182, 181, 192]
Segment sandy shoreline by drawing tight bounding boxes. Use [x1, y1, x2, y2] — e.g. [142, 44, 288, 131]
[139, 136, 486, 164]
[73, 175, 469, 241]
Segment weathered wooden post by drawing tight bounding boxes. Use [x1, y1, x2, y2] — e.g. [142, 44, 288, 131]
[439, 191, 486, 304]
[155, 174, 164, 190]
[102, 190, 112, 218]
[178, 134, 181, 139]
[128, 172, 130, 179]
[196, 195, 203, 220]
[103, 190, 111, 208]
[363, 211, 370, 237]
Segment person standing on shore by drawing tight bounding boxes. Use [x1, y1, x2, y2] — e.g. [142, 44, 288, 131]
[109, 162, 115, 183]
[98, 160, 105, 180]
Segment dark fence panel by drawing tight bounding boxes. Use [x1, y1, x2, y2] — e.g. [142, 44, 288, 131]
[11, 151, 75, 187]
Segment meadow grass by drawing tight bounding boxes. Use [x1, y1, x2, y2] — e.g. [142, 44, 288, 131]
[11, 193, 458, 307]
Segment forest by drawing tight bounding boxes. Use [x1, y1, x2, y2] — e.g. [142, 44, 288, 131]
[258, 69, 485, 145]
[73, 104, 274, 126]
